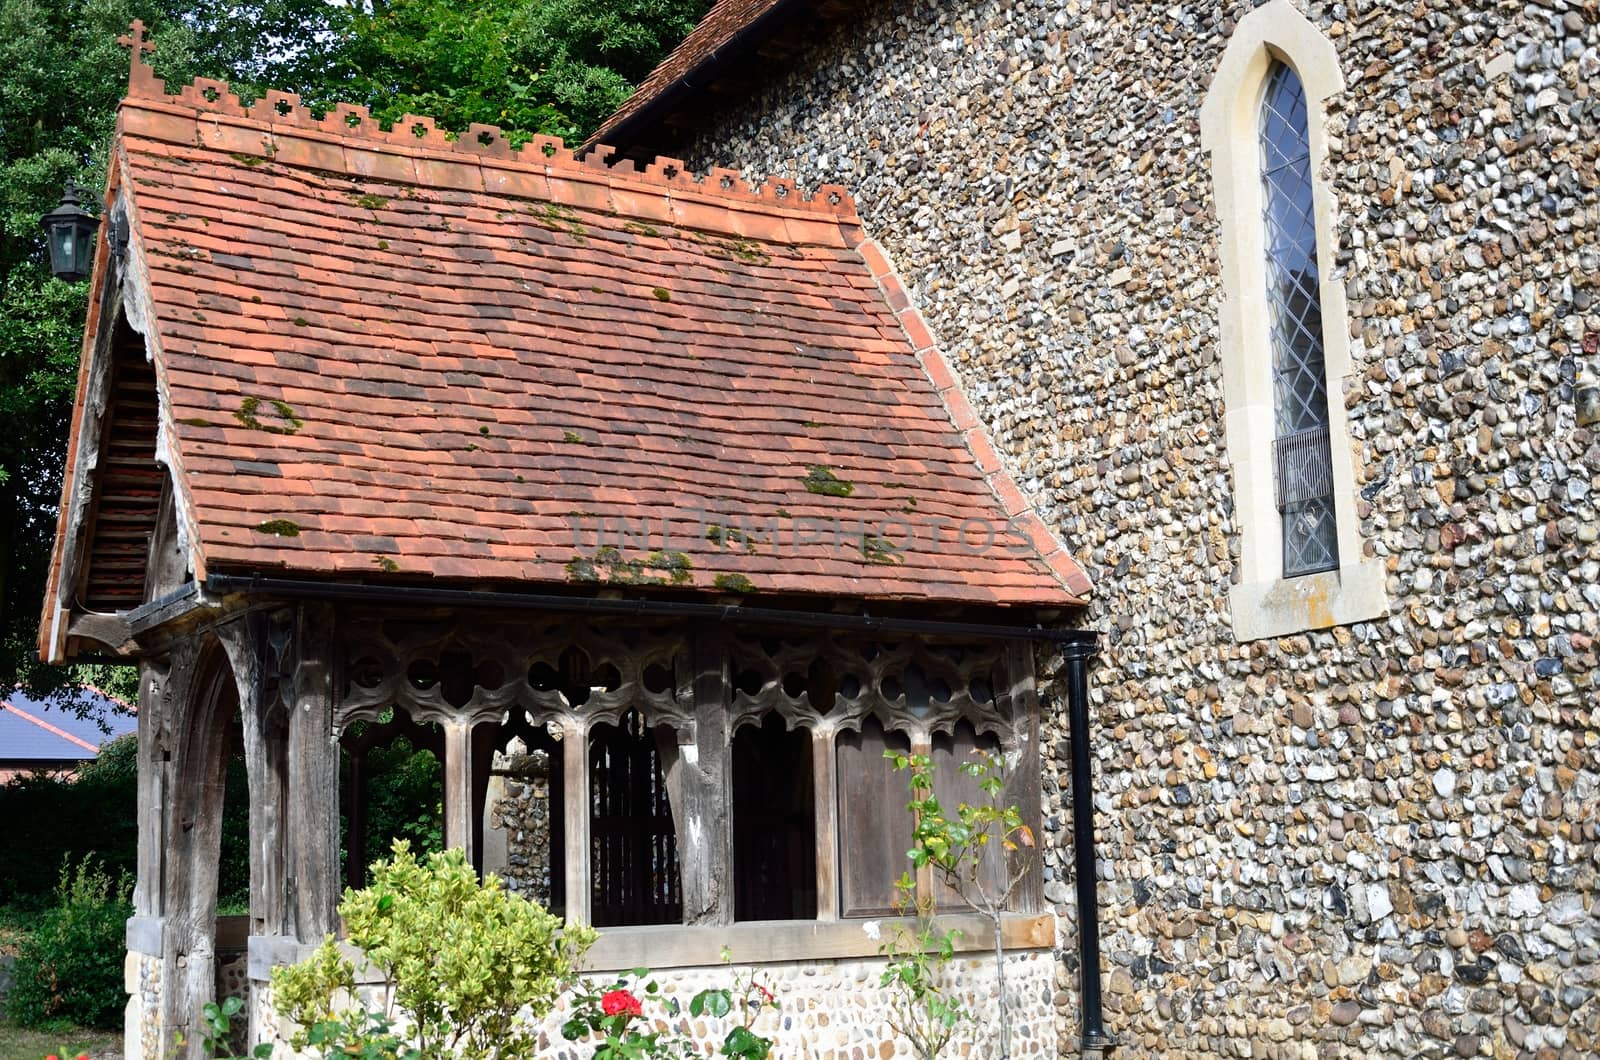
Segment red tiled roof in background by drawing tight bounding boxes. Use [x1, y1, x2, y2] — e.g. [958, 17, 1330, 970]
[46, 23, 1089, 618]
[589, 0, 792, 150]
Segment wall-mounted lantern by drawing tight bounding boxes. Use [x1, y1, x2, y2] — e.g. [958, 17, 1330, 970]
[39, 183, 99, 282]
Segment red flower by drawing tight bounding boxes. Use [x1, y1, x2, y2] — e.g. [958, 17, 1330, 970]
[601, 989, 643, 1018]
[756, 983, 775, 1003]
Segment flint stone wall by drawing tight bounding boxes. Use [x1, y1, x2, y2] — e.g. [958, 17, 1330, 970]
[486, 746, 555, 906]
[679, 0, 1600, 1056]
[249, 950, 1058, 1059]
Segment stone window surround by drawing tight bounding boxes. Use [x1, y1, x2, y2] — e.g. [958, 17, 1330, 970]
[1199, 0, 1388, 642]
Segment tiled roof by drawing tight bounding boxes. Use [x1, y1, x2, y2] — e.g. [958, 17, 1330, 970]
[0, 689, 136, 763]
[50, 27, 1089, 613]
[589, 0, 791, 151]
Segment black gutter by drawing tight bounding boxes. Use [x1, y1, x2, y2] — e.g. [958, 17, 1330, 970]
[590, 0, 809, 157]
[203, 573, 1098, 646]
[1062, 638, 1115, 1056]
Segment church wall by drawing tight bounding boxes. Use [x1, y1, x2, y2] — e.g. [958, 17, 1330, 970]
[680, 1, 1600, 1055]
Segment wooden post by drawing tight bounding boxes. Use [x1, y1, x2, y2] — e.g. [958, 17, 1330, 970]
[680, 629, 732, 926]
[221, 614, 288, 939]
[910, 729, 935, 907]
[560, 716, 590, 926]
[442, 719, 475, 860]
[812, 725, 839, 921]
[286, 606, 340, 941]
[157, 639, 230, 1059]
[134, 658, 169, 919]
[470, 722, 499, 877]
[1002, 643, 1045, 913]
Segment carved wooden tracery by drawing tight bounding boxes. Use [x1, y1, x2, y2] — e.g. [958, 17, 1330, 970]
[335, 618, 687, 734]
[320, 612, 1040, 927]
[725, 631, 1016, 746]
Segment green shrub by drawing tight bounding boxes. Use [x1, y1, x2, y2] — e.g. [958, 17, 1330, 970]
[272, 841, 595, 1060]
[5, 856, 132, 1030]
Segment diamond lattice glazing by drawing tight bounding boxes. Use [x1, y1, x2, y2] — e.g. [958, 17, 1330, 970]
[1260, 61, 1338, 576]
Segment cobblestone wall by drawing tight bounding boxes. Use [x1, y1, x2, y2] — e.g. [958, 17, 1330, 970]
[251, 950, 1058, 1059]
[677, 0, 1600, 1056]
[486, 744, 554, 906]
[124, 952, 162, 1060]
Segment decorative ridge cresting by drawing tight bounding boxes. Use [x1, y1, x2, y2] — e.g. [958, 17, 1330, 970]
[115, 19, 857, 223]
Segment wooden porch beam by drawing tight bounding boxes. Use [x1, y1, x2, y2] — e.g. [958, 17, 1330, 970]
[286, 605, 340, 941]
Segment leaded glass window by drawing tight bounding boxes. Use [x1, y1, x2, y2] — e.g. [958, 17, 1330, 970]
[1260, 61, 1338, 577]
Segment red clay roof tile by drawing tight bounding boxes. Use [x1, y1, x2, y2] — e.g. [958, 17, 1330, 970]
[61, 31, 1088, 611]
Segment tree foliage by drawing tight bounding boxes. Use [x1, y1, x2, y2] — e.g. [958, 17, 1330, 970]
[0, 0, 700, 705]
[0, 0, 342, 698]
[318, 0, 702, 143]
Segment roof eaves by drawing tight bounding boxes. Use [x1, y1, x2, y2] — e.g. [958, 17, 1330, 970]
[853, 237, 1093, 605]
[587, 0, 805, 153]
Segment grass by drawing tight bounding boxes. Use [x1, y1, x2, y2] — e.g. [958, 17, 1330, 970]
[0, 1023, 122, 1060]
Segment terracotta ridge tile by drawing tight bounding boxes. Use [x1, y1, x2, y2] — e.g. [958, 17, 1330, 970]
[852, 236, 1092, 606]
[114, 21, 858, 241]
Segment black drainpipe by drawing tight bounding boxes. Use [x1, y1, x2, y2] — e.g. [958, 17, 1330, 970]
[1063, 637, 1114, 1056]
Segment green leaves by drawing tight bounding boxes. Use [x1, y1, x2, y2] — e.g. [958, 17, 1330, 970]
[271, 841, 596, 1060]
[312, 0, 705, 145]
[721, 1025, 773, 1058]
[689, 988, 731, 1018]
[880, 747, 1037, 1058]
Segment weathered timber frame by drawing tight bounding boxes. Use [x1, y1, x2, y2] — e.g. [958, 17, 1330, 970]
[331, 607, 1046, 927]
[121, 582, 1086, 1056]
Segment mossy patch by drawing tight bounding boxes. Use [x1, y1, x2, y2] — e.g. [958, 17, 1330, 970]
[235, 396, 303, 435]
[565, 557, 600, 583]
[292, 316, 309, 327]
[255, 519, 301, 537]
[352, 192, 390, 210]
[860, 534, 904, 565]
[644, 550, 693, 585]
[562, 430, 586, 444]
[652, 287, 671, 302]
[803, 464, 854, 498]
[373, 555, 400, 572]
[680, 228, 772, 266]
[178, 417, 216, 428]
[530, 202, 586, 240]
[228, 152, 268, 167]
[566, 547, 692, 586]
[713, 573, 755, 593]
[706, 524, 756, 552]
[623, 220, 661, 238]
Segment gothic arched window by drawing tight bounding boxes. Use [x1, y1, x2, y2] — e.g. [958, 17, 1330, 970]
[1260, 61, 1338, 577]
[1200, 0, 1388, 640]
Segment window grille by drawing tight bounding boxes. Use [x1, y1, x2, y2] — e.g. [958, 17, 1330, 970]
[1260, 61, 1338, 577]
